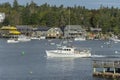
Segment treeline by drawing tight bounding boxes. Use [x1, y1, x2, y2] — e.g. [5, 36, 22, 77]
[0, 0, 120, 34]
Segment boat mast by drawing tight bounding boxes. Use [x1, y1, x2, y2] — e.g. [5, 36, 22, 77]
[69, 8, 70, 28]
[67, 8, 72, 47]
[68, 8, 71, 39]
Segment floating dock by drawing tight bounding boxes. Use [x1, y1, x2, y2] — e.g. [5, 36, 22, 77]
[92, 59, 120, 79]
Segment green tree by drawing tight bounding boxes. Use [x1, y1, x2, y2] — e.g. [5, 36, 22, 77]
[13, 0, 19, 10]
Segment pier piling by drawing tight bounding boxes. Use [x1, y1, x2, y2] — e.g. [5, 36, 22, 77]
[92, 59, 120, 79]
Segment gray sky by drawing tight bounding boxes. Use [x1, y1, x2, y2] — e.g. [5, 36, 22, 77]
[0, 0, 120, 9]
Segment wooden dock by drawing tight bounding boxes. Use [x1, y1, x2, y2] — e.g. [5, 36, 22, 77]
[92, 59, 120, 79]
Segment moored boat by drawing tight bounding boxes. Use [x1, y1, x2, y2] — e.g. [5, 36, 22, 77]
[7, 39, 19, 43]
[74, 37, 86, 41]
[110, 36, 120, 43]
[40, 36, 46, 39]
[18, 35, 31, 42]
[31, 37, 41, 40]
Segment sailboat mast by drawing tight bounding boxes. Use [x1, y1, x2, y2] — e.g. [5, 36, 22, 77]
[68, 8, 71, 41]
[69, 8, 70, 27]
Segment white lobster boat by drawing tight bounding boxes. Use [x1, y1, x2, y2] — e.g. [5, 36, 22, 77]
[7, 39, 19, 43]
[46, 46, 91, 58]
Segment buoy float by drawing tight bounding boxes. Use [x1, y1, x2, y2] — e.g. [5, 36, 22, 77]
[21, 51, 25, 56]
[101, 46, 103, 48]
[29, 71, 33, 74]
[115, 51, 118, 54]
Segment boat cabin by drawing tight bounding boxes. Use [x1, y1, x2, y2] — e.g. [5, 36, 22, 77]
[58, 46, 75, 52]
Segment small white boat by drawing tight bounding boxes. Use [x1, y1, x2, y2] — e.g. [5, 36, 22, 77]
[46, 46, 91, 58]
[114, 39, 120, 43]
[50, 42, 55, 45]
[74, 37, 86, 41]
[18, 35, 31, 42]
[40, 36, 46, 39]
[110, 36, 120, 43]
[31, 37, 41, 40]
[7, 39, 19, 43]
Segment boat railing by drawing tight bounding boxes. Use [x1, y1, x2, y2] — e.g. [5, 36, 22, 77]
[75, 47, 91, 51]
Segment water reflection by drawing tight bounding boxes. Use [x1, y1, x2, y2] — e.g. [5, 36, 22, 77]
[46, 58, 75, 76]
[45, 57, 93, 80]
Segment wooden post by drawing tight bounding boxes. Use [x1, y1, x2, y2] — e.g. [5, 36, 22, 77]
[103, 68, 105, 73]
[113, 68, 116, 74]
[102, 61, 105, 73]
[113, 61, 116, 74]
[93, 68, 96, 73]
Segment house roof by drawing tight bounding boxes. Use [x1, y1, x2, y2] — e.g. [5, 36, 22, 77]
[65, 25, 83, 29]
[35, 27, 51, 31]
[1, 26, 17, 30]
[90, 28, 102, 31]
[9, 30, 21, 35]
[64, 25, 85, 32]
[16, 25, 33, 30]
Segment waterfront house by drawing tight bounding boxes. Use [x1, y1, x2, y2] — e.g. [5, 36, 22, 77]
[16, 25, 33, 36]
[0, 26, 21, 38]
[32, 27, 50, 38]
[64, 25, 86, 38]
[46, 27, 63, 38]
[90, 27, 102, 40]
[0, 13, 5, 23]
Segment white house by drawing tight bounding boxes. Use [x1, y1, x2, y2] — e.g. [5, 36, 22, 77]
[0, 13, 5, 23]
[64, 25, 86, 38]
[47, 27, 63, 38]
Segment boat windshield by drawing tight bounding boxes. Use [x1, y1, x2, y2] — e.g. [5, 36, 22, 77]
[63, 49, 71, 51]
[57, 46, 73, 51]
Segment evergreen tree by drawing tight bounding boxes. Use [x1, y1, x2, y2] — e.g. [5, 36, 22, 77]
[13, 0, 19, 10]
[0, 1, 120, 34]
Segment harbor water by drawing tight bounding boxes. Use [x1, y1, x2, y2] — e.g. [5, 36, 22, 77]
[0, 39, 120, 80]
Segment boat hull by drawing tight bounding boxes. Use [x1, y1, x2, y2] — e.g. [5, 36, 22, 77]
[74, 37, 86, 41]
[7, 39, 19, 43]
[18, 35, 31, 42]
[18, 38, 31, 42]
[46, 50, 91, 58]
